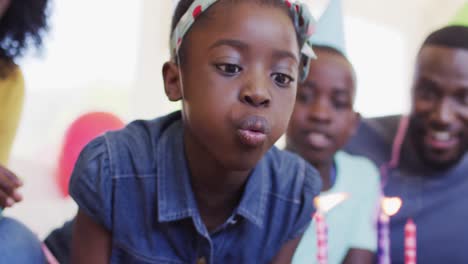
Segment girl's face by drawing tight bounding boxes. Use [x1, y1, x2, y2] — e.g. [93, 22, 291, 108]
[164, 1, 300, 170]
[286, 49, 358, 167]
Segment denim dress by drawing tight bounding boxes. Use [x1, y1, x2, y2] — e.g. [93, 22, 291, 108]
[70, 111, 321, 264]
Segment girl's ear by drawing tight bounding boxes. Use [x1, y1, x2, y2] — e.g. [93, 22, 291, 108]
[162, 61, 182, 101]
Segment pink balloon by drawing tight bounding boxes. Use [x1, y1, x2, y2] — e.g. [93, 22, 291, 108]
[56, 112, 124, 197]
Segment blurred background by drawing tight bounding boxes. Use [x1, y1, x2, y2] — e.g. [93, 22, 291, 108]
[4, 0, 467, 238]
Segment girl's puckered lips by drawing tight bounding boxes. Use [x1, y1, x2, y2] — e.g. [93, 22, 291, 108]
[236, 115, 271, 148]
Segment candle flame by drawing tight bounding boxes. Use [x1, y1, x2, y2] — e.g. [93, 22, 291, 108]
[381, 196, 402, 216]
[314, 192, 349, 213]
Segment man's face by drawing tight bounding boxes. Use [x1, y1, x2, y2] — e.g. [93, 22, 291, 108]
[410, 45, 468, 169]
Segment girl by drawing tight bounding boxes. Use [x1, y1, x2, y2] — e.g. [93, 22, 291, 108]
[70, 1, 322, 263]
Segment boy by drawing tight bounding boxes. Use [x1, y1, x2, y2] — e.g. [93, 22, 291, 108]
[287, 44, 379, 264]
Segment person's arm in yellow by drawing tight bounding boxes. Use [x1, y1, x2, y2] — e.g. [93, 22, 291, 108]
[0, 64, 24, 165]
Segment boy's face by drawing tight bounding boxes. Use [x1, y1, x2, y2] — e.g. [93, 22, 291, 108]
[410, 45, 468, 169]
[286, 49, 358, 166]
[164, 2, 300, 170]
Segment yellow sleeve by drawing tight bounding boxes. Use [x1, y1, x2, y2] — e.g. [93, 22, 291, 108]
[0, 65, 24, 165]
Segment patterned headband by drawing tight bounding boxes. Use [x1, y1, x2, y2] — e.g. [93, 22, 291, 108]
[170, 0, 317, 80]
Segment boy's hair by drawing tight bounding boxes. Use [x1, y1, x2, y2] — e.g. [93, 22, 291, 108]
[171, 0, 300, 65]
[0, 0, 49, 66]
[422, 25, 468, 51]
[313, 44, 347, 61]
[311, 44, 357, 100]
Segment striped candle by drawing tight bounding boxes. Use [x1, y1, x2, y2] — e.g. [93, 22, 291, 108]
[314, 212, 328, 264]
[404, 218, 417, 264]
[377, 212, 390, 264]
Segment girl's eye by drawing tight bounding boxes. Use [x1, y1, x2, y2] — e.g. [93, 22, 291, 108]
[272, 73, 294, 87]
[215, 64, 242, 75]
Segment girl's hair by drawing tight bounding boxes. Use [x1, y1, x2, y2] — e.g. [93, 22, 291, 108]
[0, 0, 50, 67]
[171, 0, 300, 65]
[311, 44, 357, 98]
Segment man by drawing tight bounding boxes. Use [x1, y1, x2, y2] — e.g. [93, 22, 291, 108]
[346, 25, 468, 263]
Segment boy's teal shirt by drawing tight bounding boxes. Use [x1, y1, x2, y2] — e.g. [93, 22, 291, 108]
[293, 151, 380, 264]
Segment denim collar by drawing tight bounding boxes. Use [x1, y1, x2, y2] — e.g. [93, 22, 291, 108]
[156, 113, 268, 229]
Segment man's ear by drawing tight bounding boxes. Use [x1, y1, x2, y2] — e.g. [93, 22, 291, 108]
[162, 61, 182, 101]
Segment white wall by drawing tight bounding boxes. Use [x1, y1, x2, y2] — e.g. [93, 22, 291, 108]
[6, 0, 144, 237]
[343, 0, 467, 116]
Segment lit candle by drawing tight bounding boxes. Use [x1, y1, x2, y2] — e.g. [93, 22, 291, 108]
[378, 197, 402, 264]
[404, 218, 417, 264]
[313, 193, 349, 264]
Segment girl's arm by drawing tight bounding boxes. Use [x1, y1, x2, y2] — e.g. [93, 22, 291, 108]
[71, 210, 111, 264]
[270, 236, 302, 264]
[342, 248, 374, 264]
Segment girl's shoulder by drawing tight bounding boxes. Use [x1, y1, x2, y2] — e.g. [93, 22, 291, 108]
[68, 112, 184, 230]
[103, 111, 183, 176]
